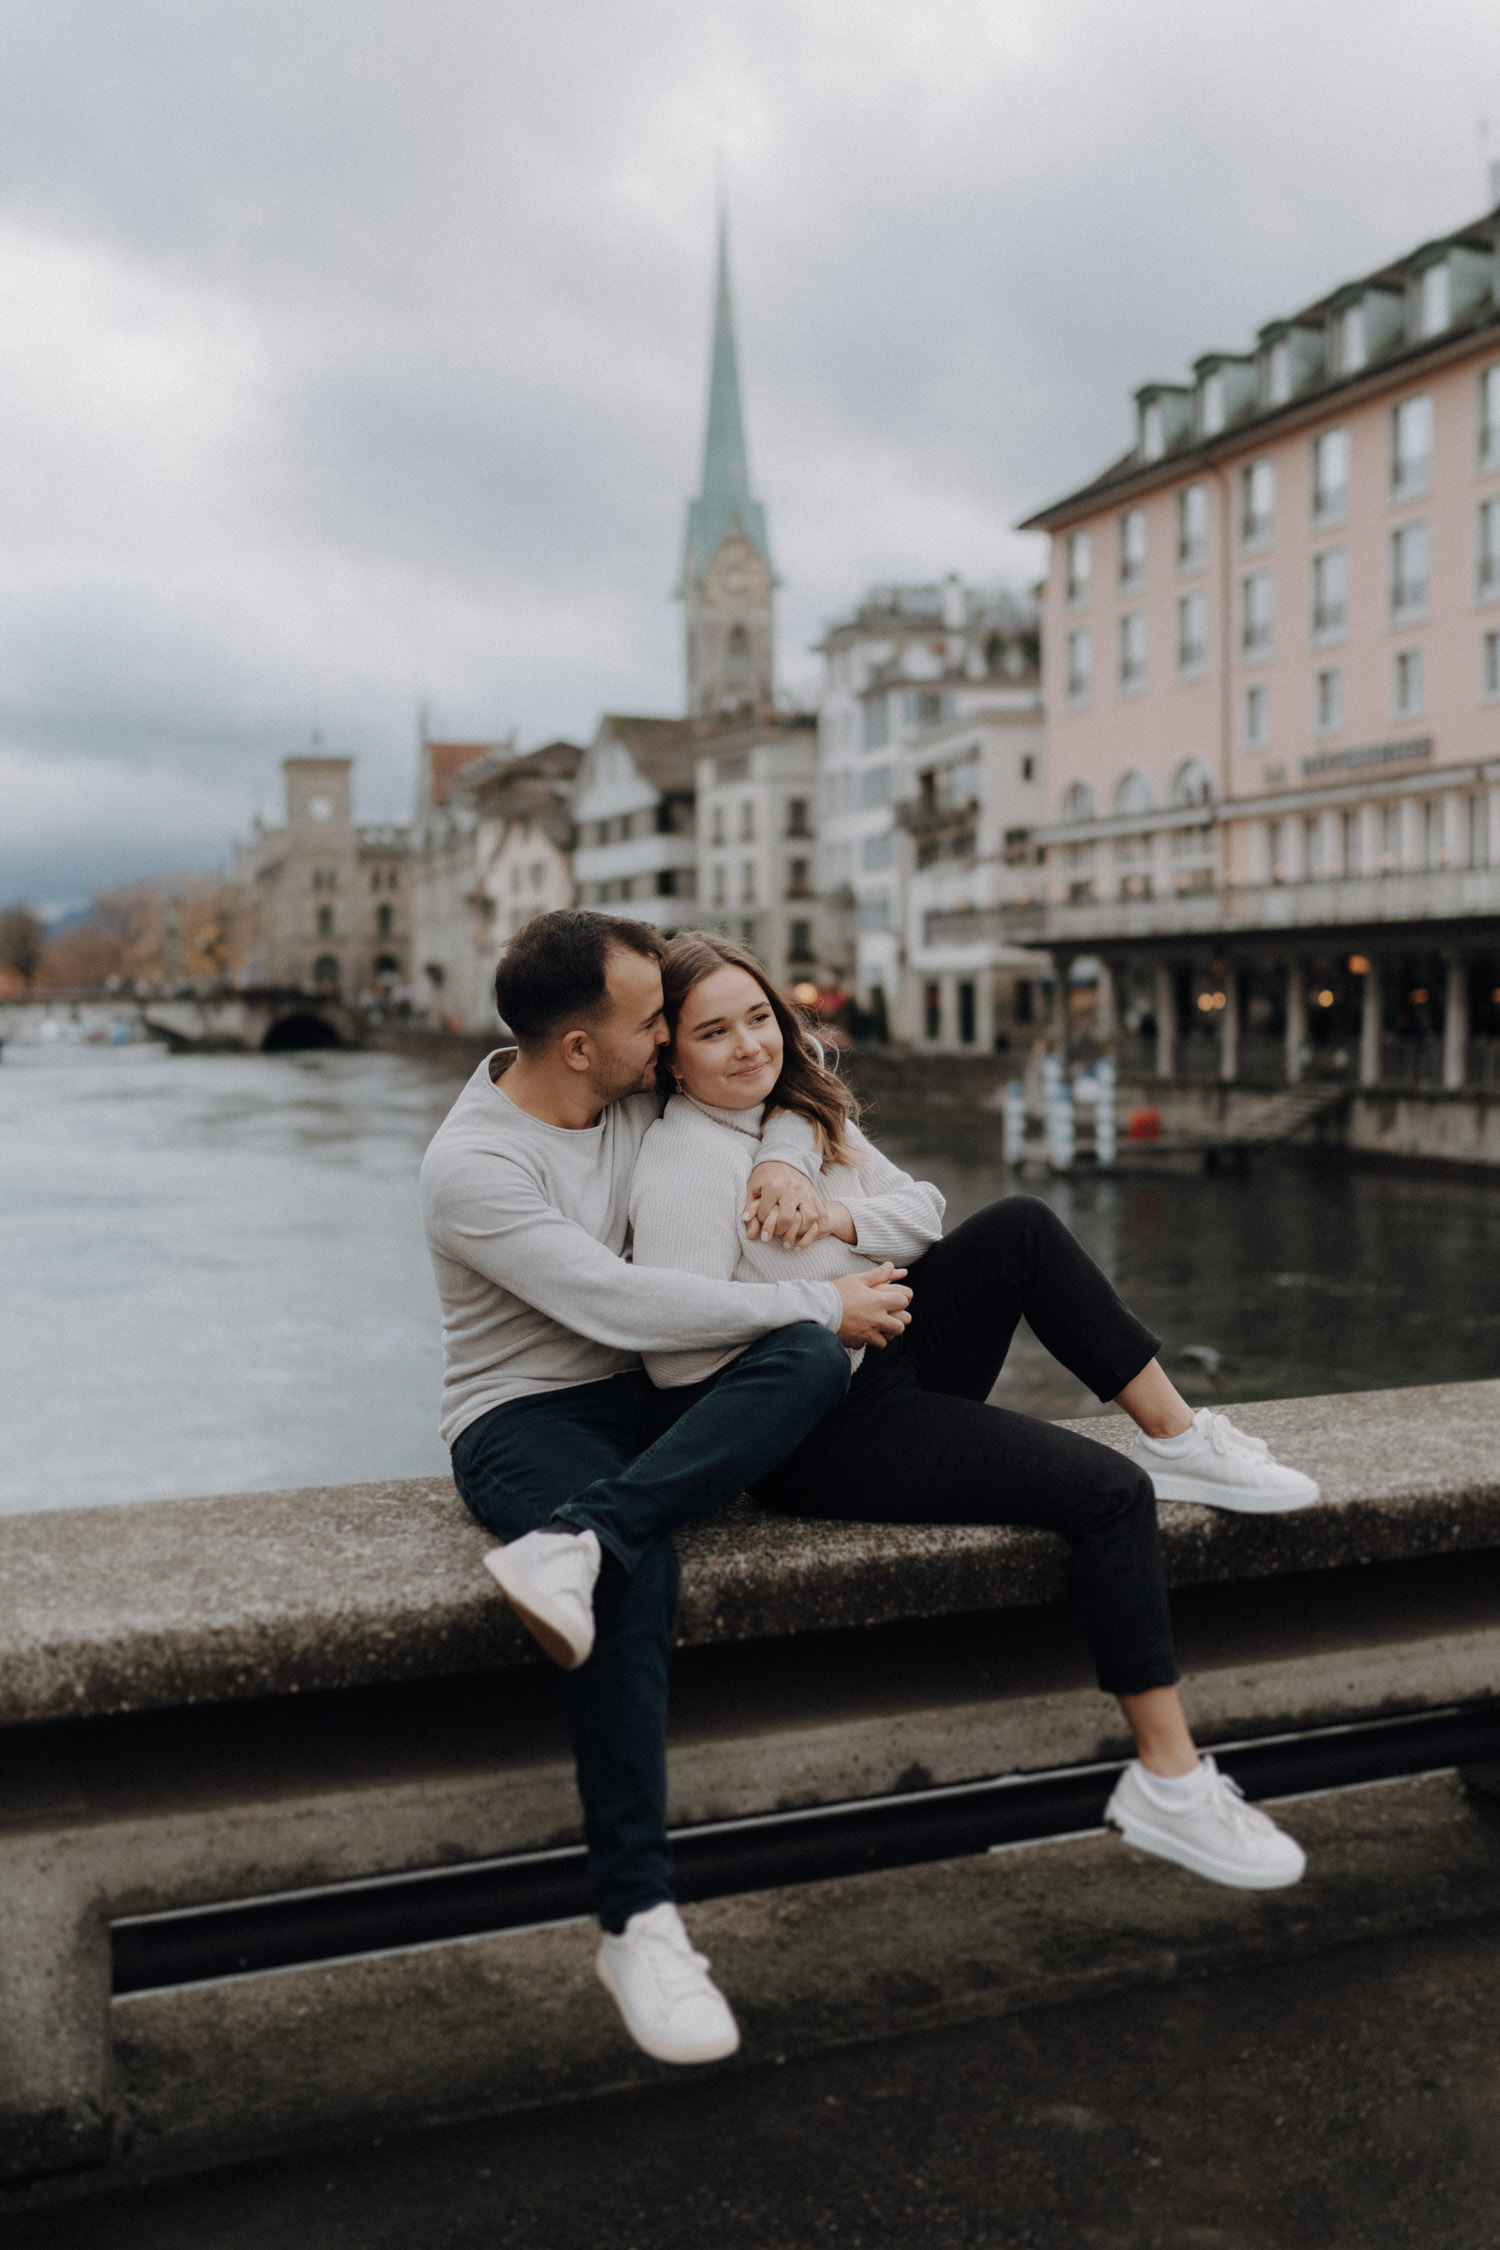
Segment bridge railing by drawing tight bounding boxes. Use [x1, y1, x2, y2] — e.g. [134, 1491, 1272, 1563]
[5, 1379, 1500, 2195]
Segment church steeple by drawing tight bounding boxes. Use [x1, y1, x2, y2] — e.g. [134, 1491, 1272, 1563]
[681, 205, 775, 723]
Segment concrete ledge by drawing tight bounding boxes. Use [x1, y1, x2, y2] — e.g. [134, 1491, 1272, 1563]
[7, 1772, 1497, 2204]
[5, 1381, 1500, 1730]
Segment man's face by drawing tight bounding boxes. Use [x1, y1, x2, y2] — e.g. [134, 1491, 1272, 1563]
[584, 947, 669, 1102]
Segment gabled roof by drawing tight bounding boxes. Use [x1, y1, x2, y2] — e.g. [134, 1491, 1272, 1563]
[423, 740, 504, 805]
[682, 209, 772, 587]
[593, 713, 700, 794]
[467, 739, 583, 815]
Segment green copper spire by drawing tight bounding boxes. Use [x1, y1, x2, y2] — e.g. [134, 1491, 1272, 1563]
[683, 207, 772, 587]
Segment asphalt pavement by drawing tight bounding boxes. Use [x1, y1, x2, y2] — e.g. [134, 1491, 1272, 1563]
[11, 1909, 1500, 2250]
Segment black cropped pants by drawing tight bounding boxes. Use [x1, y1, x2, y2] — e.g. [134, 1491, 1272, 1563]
[754, 1195, 1180, 1698]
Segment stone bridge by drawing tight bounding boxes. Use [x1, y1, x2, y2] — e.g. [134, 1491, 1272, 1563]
[140, 988, 363, 1053]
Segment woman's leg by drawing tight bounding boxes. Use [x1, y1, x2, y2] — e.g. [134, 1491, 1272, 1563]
[899, 1195, 1160, 1406]
[758, 1369, 1179, 1709]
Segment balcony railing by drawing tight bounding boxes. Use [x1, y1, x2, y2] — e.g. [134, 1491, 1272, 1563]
[923, 859, 1500, 949]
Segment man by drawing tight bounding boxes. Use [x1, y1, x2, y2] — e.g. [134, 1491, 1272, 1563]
[420, 910, 911, 2068]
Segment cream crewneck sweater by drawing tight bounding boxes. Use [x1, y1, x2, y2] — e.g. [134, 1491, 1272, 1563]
[628, 1094, 946, 1388]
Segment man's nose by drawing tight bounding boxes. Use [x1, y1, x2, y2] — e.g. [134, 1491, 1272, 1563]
[653, 1022, 669, 1047]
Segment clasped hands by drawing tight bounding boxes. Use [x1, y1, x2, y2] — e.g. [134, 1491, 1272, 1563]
[742, 1160, 912, 1349]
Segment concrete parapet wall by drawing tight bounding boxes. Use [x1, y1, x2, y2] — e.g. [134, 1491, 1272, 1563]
[6, 1379, 1500, 2196]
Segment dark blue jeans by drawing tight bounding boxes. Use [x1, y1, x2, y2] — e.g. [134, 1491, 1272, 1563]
[451, 1323, 850, 1930]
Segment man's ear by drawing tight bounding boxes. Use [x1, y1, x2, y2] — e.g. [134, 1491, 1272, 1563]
[558, 1027, 594, 1075]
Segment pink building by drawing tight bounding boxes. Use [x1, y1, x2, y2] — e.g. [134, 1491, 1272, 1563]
[1017, 208, 1500, 1093]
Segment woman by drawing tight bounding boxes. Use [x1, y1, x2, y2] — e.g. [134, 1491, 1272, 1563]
[629, 931, 1320, 1892]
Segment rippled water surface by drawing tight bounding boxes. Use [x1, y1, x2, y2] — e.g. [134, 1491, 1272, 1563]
[4, 1042, 1500, 1512]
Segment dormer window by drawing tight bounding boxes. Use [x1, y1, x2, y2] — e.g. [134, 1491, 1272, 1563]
[1420, 261, 1451, 337]
[1141, 400, 1165, 461]
[1200, 371, 1225, 436]
[1267, 339, 1292, 405]
[1340, 303, 1366, 372]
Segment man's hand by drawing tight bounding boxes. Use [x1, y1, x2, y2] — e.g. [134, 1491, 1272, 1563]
[743, 1160, 826, 1249]
[831, 1263, 912, 1349]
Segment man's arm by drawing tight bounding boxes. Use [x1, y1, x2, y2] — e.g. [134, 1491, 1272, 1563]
[745, 1106, 826, 1246]
[425, 1156, 842, 1355]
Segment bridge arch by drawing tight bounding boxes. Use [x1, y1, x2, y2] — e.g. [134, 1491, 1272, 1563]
[261, 1010, 344, 1053]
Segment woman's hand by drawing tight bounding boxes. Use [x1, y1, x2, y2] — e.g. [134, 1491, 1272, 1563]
[742, 1161, 827, 1249]
[796, 1199, 857, 1246]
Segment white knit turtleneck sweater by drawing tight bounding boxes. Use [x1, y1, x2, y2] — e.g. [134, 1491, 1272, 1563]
[628, 1093, 945, 1388]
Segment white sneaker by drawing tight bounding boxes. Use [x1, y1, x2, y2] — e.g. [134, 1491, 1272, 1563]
[596, 1901, 741, 2066]
[483, 1526, 600, 1669]
[1133, 1409, 1320, 1513]
[1105, 1756, 1307, 1890]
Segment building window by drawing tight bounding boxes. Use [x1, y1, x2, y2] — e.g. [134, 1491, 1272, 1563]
[1311, 547, 1347, 638]
[316, 904, 334, 937]
[1392, 394, 1433, 497]
[1315, 667, 1343, 732]
[1484, 628, 1500, 699]
[1420, 261, 1451, 337]
[1065, 627, 1092, 705]
[1380, 804, 1401, 871]
[1141, 400, 1164, 460]
[1245, 683, 1269, 746]
[1199, 370, 1225, 436]
[1423, 799, 1448, 869]
[861, 695, 890, 751]
[1119, 610, 1146, 690]
[1469, 794, 1490, 868]
[711, 862, 726, 908]
[787, 857, 812, 896]
[1267, 819, 1287, 883]
[1065, 529, 1092, 605]
[1312, 428, 1349, 523]
[902, 689, 952, 726]
[1240, 570, 1273, 657]
[739, 861, 757, 906]
[1177, 483, 1207, 570]
[370, 869, 381, 892]
[1119, 508, 1146, 590]
[1020, 754, 1036, 782]
[860, 831, 893, 872]
[957, 982, 976, 1045]
[858, 764, 892, 809]
[858, 894, 890, 933]
[1394, 647, 1425, 718]
[923, 982, 942, 1040]
[1481, 367, 1500, 468]
[1342, 808, 1360, 876]
[1479, 499, 1500, 598]
[737, 800, 756, 843]
[1060, 780, 1096, 823]
[785, 797, 811, 837]
[788, 918, 814, 964]
[1391, 522, 1429, 618]
[710, 805, 725, 846]
[1340, 302, 1366, 373]
[1176, 591, 1207, 676]
[1241, 459, 1274, 547]
[376, 902, 393, 938]
[1304, 814, 1325, 877]
[313, 954, 339, 986]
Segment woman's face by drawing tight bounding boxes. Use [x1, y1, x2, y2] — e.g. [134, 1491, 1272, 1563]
[670, 963, 784, 1110]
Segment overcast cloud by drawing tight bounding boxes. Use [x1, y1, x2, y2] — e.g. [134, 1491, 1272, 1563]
[4, 0, 1500, 905]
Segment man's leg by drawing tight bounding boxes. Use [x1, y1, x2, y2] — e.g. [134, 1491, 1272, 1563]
[548, 1322, 851, 1571]
[452, 1377, 677, 1926]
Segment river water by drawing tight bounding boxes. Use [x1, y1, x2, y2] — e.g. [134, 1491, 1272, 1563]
[5, 1041, 1500, 1515]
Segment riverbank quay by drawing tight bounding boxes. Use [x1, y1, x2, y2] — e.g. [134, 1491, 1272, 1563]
[7, 1382, 1500, 2209]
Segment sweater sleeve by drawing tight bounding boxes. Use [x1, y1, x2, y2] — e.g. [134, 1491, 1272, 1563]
[835, 1128, 946, 1265]
[754, 1104, 823, 1183]
[425, 1147, 841, 1357]
[629, 1116, 781, 1388]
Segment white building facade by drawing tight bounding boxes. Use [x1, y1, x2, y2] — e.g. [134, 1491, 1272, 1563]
[815, 578, 1042, 1034]
[694, 718, 819, 988]
[570, 715, 699, 927]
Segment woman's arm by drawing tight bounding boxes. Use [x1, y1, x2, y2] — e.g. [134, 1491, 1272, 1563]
[823, 1130, 945, 1264]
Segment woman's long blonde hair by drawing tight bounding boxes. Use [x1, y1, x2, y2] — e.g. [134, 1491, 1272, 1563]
[659, 931, 863, 1167]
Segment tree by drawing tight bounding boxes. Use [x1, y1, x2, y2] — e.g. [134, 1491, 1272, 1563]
[0, 904, 45, 988]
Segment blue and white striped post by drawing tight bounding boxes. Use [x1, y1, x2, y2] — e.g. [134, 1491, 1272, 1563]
[1002, 1080, 1027, 1165]
[1094, 1054, 1117, 1168]
[1043, 1053, 1074, 1170]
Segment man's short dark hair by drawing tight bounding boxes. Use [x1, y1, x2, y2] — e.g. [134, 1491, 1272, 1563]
[494, 910, 667, 1049]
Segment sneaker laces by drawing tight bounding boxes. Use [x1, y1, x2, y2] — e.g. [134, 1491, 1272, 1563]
[636, 1920, 717, 2007]
[1203, 1413, 1272, 1465]
[1201, 1761, 1277, 1837]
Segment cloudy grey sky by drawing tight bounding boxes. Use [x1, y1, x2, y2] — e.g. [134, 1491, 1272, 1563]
[5, 0, 1500, 906]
